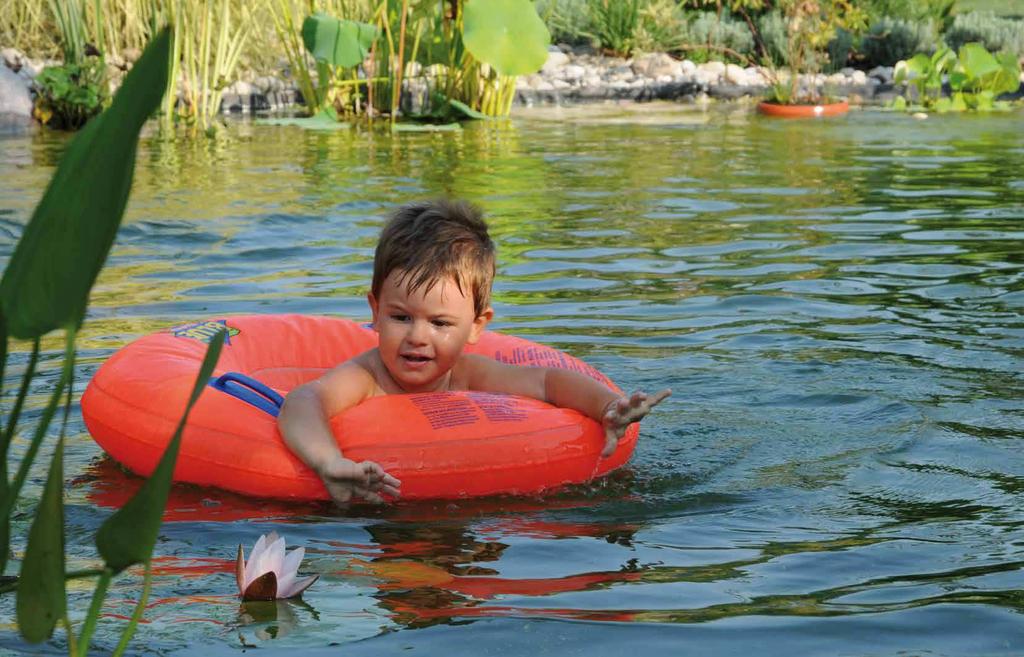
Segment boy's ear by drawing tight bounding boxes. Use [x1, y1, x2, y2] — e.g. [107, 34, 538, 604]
[367, 292, 380, 332]
[467, 306, 494, 344]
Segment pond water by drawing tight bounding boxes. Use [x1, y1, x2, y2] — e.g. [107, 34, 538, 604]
[1, 104, 1023, 656]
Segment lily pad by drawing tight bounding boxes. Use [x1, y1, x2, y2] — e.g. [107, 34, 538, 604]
[256, 107, 348, 130]
[302, 13, 378, 69]
[462, 0, 550, 77]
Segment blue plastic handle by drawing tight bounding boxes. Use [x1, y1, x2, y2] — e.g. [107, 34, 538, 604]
[208, 372, 284, 417]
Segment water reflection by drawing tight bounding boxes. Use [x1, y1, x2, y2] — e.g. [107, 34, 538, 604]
[1, 107, 1023, 654]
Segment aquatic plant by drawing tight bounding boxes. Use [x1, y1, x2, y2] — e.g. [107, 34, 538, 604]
[32, 60, 108, 129]
[893, 42, 1021, 112]
[236, 532, 319, 600]
[0, 28, 228, 654]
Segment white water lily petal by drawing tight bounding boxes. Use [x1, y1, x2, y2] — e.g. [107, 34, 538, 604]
[242, 533, 269, 588]
[257, 535, 286, 580]
[275, 546, 305, 597]
[281, 574, 319, 599]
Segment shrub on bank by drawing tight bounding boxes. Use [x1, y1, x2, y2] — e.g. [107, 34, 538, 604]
[944, 11, 1024, 58]
[859, 17, 939, 68]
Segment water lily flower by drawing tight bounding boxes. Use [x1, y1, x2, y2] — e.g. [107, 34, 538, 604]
[236, 532, 318, 600]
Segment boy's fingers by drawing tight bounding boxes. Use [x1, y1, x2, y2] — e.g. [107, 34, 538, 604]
[379, 483, 401, 498]
[650, 388, 672, 406]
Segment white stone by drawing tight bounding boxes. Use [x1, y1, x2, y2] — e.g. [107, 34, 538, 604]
[840, 67, 855, 76]
[20, 59, 43, 79]
[562, 64, 585, 81]
[912, 112, 928, 120]
[227, 80, 255, 96]
[724, 63, 746, 85]
[632, 53, 681, 78]
[868, 65, 893, 83]
[681, 59, 697, 75]
[584, 75, 602, 87]
[552, 79, 571, 89]
[541, 50, 570, 74]
[0, 66, 33, 117]
[698, 61, 726, 77]
[826, 72, 845, 85]
[2, 47, 24, 71]
[656, 74, 672, 83]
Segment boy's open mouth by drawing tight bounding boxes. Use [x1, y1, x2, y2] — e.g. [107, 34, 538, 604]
[401, 354, 432, 363]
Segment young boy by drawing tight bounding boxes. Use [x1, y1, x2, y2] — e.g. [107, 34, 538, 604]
[278, 200, 670, 505]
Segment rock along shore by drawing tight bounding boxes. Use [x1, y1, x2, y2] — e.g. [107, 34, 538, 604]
[1, 42, 910, 121]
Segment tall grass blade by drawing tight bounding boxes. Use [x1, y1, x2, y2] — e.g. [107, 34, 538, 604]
[95, 329, 225, 573]
[15, 438, 66, 642]
[0, 27, 171, 340]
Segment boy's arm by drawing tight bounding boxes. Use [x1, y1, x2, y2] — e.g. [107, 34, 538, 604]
[464, 355, 671, 457]
[278, 360, 401, 504]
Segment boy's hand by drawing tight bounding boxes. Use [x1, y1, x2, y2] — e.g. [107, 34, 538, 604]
[601, 389, 672, 458]
[317, 455, 401, 506]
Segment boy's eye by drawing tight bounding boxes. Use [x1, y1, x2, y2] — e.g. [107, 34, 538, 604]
[391, 314, 409, 322]
[432, 319, 451, 327]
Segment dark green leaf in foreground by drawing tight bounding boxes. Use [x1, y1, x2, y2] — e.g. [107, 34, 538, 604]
[95, 330, 225, 573]
[462, 0, 550, 76]
[0, 28, 171, 339]
[302, 13, 378, 69]
[16, 439, 66, 642]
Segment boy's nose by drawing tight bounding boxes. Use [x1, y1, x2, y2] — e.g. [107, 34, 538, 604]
[405, 320, 429, 345]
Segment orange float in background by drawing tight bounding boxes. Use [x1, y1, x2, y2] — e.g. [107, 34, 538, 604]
[81, 315, 639, 500]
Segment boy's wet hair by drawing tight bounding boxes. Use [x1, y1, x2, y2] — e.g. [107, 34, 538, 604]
[372, 200, 495, 317]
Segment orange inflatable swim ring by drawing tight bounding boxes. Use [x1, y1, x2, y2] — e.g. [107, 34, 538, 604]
[82, 314, 639, 500]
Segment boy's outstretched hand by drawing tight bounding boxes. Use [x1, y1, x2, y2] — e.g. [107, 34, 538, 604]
[601, 389, 672, 458]
[317, 455, 401, 506]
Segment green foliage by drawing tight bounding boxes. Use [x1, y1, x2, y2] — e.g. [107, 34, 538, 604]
[585, 0, 641, 56]
[537, 0, 593, 45]
[682, 11, 755, 63]
[462, 0, 551, 76]
[96, 330, 225, 573]
[47, 0, 89, 65]
[894, 46, 955, 106]
[32, 60, 107, 130]
[757, 10, 788, 65]
[861, 0, 955, 28]
[894, 42, 1021, 111]
[302, 12, 378, 68]
[634, 0, 688, 54]
[944, 11, 1024, 58]
[860, 16, 938, 68]
[827, 27, 855, 72]
[15, 438, 66, 642]
[0, 29, 169, 340]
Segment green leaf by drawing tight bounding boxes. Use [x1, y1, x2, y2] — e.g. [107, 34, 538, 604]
[256, 107, 349, 130]
[951, 92, 968, 112]
[301, 13, 378, 69]
[447, 99, 489, 120]
[958, 43, 1001, 84]
[992, 51, 1021, 97]
[16, 439, 66, 643]
[892, 95, 907, 111]
[95, 330, 225, 573]
[462, 0, 551, 76]
[0, 28, 171, 340]
[934, 97, 953, 112]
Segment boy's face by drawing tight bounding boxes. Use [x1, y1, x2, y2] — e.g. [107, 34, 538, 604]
[368, 269, 492, 393]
